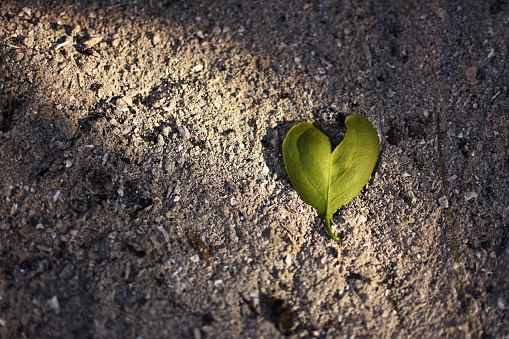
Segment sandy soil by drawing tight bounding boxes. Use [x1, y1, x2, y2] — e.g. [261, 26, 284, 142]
[1, 0, 508, 338]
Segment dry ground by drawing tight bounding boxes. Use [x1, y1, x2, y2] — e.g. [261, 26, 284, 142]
[1, 0, 508, 338]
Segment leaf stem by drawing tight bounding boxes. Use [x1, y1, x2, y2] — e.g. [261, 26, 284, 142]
[324, 217, 342, 242]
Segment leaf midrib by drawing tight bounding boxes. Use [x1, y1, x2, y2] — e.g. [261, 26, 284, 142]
[327, 148, 332, 218]
[301, 156, 327, 204]
[327, 129, 360, 215]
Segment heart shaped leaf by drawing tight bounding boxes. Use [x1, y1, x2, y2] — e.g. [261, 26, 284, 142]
[283, 115, 379, 241]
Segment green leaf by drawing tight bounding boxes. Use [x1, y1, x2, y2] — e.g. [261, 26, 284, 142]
[282, 115, 379, 241]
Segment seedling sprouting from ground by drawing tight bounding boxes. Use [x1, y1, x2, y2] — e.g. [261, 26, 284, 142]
[283, 115, 379, 241]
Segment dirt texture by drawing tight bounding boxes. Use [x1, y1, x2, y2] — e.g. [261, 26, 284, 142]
[1, 0, 508, 338]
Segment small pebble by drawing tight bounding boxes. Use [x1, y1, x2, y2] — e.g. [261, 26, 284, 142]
[21, 7, 32, 16]
[14, 52, 24, 62]
[54, 37, 72, 50]
[162, 126, 171, 137]
[56, 220, 71, 234]
[193, 327, 202, 339]
[190, 254, 200, 263]
[438, 196, 449, 208]
[120, 96, 133, 107]
[157, 134, 165, 146]
[77, 73, 84, 88]
[178, 125, 190, 139]
[152, 32, 161, 45]
[465, 66, 478, 85]
[285, 254, 292, 267]
[201, 325, 213, 333]
[48, 296, 60, 313]
[83, 36, 103, 49]
[193, 64, 204, 72]
[464, 191, 478, 201]
[497, 297, 506, 310]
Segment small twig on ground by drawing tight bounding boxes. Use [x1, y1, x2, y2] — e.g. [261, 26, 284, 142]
[188, 230, 213, 265]
[250, 100, 259, 152]
[436, 114, 478, 339]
